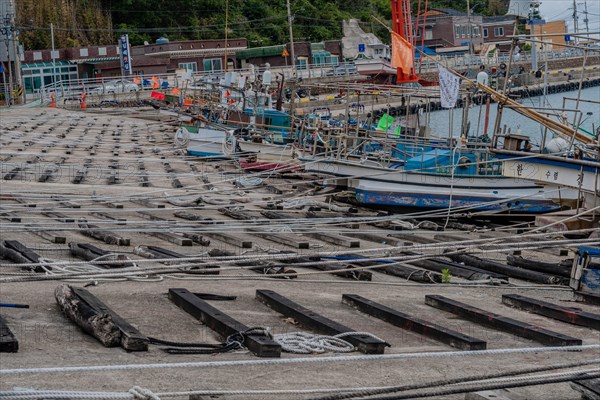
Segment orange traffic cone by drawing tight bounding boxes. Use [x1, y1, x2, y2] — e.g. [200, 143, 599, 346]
[81, 92, 87, 110]
[49, 92, 56, 108]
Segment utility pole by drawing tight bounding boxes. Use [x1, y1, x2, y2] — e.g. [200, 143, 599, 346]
[11, 12, 21, 103]
[286, 0, 296, 72]
[51, 23, 56, 86]
[1, 14, 13, 105]
[466, 0, 473, 55]
[572, 0, 578, 40]
[0, 0, 23, 104]
[582, 0, 590, 38]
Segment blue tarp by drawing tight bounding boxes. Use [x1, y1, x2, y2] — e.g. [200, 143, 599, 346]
[578, 247, 600, 257]
[415, 45, 436, 58]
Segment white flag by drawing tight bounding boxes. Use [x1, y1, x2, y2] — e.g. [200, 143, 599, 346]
[438, 65, 460, 109]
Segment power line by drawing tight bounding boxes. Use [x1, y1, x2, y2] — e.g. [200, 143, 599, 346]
[17, 16, 289, 34]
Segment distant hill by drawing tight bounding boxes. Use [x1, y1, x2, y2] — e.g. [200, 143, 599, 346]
[16, 0, 510, 50]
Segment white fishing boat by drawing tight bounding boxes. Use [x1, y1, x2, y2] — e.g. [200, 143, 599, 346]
[302, 147, 580, 213]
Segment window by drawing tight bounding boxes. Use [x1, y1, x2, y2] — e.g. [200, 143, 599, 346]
[494, 27, 504, 37]
[483, 28, 489, 38]
[454, 25, 461, 39]
[179, 62, 198, 72]
[51, 50, 59, 59]
[473, 26, 480, 37]
[79, 48, 89, 57]
[33, 52, 42, 61]
[425, 30, 433, 40]
[296, 57, 308, 70]
[98, 47, 107, 56]
[203, 58, 222, 73]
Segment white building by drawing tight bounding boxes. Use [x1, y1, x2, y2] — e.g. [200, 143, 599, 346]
[341, 19, 390, 61]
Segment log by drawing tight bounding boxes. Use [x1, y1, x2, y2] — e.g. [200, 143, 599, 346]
[78, 221, 130, 246]
[445, 253, 568, 285]
[54, 284, 121, 347]
[506, 255, 572, 278]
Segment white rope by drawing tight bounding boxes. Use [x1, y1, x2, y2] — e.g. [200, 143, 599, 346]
[127, 387, 160, 400]
[273, 332, 355, 354]
[2, 345, 598, 375]
[1, 367, 599, 399]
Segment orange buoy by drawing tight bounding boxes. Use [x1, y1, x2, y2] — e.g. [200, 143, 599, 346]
[50, 92, 56, 108]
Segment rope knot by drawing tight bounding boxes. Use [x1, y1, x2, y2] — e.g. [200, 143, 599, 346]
[129, 386, 160, 400]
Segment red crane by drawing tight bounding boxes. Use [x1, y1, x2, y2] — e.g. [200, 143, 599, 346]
[390, 0, 419, 83]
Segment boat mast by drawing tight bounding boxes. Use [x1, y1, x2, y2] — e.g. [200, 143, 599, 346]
[224, 0, 229, 72]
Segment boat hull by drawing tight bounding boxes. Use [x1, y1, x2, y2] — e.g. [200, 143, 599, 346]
[352, 179, 565, 213]
[304, 157, 579, 213]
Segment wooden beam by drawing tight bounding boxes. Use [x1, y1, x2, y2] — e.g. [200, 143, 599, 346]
[168, 288, 281, 358]
[425, 295, 582, 346]
[205, 232, 252, 248]
[256, 289, 388, 354]
[502, 294, 600, 330]
[342, 294, 486, 350]
[0, 315, 18, 352]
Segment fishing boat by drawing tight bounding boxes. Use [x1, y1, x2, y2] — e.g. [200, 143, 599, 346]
[303, 144, 579, 213]
[494, 134, 600, 210]
[175, 74, 295, 159]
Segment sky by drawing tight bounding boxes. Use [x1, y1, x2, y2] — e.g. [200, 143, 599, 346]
[539, 0, 600, 34]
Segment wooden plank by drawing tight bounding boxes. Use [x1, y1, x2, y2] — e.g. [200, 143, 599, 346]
[571, 378, 600, 400]
[0, 212, 21, 223]
[0, 240, 41, 265]
[137, 211, 175, 223]
[27, 229, 67, 244]
[502, 294, 600, 330]
[256, 289, 388, 354]
[301, 232, 360, 248]
[342, 294, 486, 350]
[388, 233, 434, 244]
[91, 212, 127, 225]
[574, 291, 600, 306]
[41, 211, 74, 223]
[0, 315, 18, 352]
[478, 234, 569, 257]
[72, 287, 148, 351]
[205, 232, 252, 248]
[68, 243, 133, 267]
[168, 288, 281, 358]
[146, 232, 193, 246]
[344, 232, 403, 246]
[135, 246, 218, 274]
[78, 221, 130, 246]
[425, 295, 582, 346]
[92, 197, 124, 209]
[130, 198, 165, 209]
[246, 228, 308, 249]
[209, 248, 291, 278]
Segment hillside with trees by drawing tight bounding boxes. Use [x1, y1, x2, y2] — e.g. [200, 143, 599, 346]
[16, 0, 509, 50]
